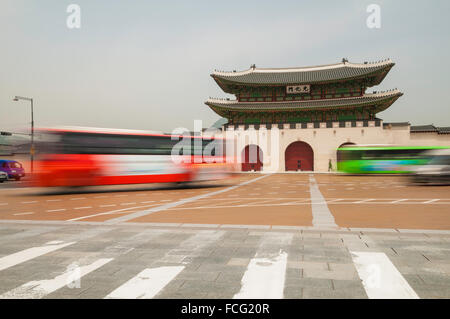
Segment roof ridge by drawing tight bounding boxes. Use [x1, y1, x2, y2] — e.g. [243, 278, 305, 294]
[212, 59, 393, 76]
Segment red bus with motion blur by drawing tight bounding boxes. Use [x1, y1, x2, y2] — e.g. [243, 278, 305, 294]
[33, 127, 236, 187]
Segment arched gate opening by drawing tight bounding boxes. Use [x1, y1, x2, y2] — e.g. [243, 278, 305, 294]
[241, 144, 263, 172]
[285, 141, 314, 171]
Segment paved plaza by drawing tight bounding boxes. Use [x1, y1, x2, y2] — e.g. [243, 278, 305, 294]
[0, 174, 449, 299]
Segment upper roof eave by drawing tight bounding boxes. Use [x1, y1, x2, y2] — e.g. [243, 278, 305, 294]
[211, 59, 395, 91]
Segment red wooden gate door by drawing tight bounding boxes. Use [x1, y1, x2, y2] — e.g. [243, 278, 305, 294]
[285, 141, 314, 171]
[241, 145, 263, 172]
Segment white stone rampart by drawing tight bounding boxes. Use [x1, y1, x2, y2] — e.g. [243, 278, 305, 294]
[214, 121, 450, 172]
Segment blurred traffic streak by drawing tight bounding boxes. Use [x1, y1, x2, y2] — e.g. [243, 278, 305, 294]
[30, 127, 237, 188]
[336, 144, 449, 174]
[410, 148, 450, 185]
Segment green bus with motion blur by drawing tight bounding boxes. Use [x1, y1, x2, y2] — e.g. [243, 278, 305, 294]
[336, 145, 449, 174]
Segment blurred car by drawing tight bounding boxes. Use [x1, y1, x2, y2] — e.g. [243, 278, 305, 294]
[0, 171, 7, 183]
[0, 160, 26, 181]
[410, 149, 450, 185]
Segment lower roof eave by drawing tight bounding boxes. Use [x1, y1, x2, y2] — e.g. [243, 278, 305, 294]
[205, 94, 402, 114]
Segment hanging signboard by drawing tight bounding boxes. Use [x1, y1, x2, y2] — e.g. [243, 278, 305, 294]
[286, 85, 310, 94]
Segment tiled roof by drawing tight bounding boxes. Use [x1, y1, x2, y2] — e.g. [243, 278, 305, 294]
[205, 90, 402, 114]
[437, 127, 450, 134]
[410, 125, 450, 134]
[212, 59, 394, 88]
[410, 125, 438, 132]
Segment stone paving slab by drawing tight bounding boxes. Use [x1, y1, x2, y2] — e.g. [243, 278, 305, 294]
[0, 221, 448, 299]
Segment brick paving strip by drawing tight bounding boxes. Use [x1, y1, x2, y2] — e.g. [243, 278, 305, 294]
[309, 175, 337, 228]
[1, 218, 450, 235]
[103, 175, 270, 224]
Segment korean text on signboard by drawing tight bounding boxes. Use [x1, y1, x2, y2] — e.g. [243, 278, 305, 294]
[286, 85, 310, 94]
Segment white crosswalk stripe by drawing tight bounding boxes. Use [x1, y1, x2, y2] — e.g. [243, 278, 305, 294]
[105, 266, 185, 299]
[0, 241, 76, 272]
[104, 230, 225, 298]
[234, 251, 288, 299]
[350, 251, 419, 299]
[233, 232, 293, 299]
[0, 258, 113, 299]
[0, 229, 170, 298]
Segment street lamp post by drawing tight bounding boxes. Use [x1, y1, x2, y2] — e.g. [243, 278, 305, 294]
[13, 96, 34, 174]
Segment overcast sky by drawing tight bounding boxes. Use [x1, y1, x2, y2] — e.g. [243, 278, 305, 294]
[1, 0, 449, 134]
